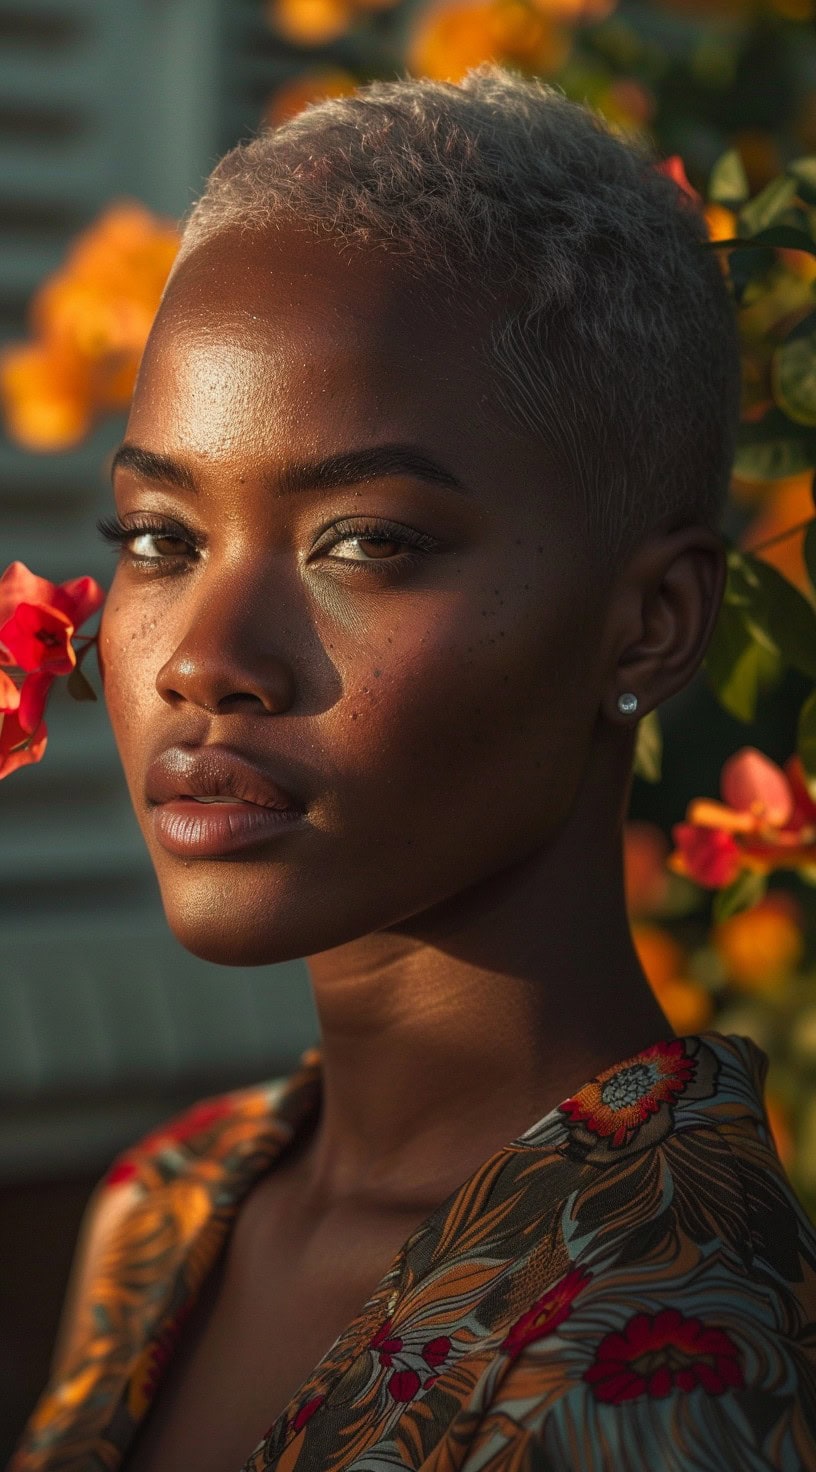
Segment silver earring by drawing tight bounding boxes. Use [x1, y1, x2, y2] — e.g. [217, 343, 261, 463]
[617, 692, 638, 715]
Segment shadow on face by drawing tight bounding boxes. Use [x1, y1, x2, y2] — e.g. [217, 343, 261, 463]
[99, 224, 609, 967]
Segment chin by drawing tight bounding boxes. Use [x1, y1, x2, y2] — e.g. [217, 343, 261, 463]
[157, 880, 308, 967]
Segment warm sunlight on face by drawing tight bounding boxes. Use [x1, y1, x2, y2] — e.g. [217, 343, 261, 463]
[99, 225, 608, 965]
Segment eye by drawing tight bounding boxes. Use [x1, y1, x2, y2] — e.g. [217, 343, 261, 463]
[317, 518, 439, 573]
[97, 515, 198, 564]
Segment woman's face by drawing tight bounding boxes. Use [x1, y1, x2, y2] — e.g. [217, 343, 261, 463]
[100, 225, 609, 965]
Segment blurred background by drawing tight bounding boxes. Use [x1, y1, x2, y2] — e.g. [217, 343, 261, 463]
[3, 0, 816, 1457]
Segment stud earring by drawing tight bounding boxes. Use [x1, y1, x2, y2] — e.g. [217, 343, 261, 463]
[617, 692, 638, 715]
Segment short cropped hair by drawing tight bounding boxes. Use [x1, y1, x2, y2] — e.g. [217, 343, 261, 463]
[178, 63, 741, 569]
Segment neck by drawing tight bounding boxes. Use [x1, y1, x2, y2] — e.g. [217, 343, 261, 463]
[296, 741, 671, 1215]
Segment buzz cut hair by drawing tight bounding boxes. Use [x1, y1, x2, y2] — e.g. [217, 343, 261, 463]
[177, 62, 741, 569]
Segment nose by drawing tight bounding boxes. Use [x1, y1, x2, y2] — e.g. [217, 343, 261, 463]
[155, 572, 297, 716]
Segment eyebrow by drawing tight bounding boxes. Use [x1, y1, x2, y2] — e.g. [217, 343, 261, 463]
[110, 442, 472, 497]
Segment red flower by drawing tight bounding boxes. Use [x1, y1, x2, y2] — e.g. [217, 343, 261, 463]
[670, 824, 742, 889]
[387, 1367, 421, 1402]
[370, 1317, 404, 1367]
[561, 1039, 695, 1149]
[0, 561, 103, 642]
[0, 562, 104, 780]
[655, 156, 703, 208]
[584, 1308, 744, 1403]
[668, 748, 816, 888]
[0, 600, 76, 674]
[501, 1266, 592, 1359]
[0, 708, 48, 778]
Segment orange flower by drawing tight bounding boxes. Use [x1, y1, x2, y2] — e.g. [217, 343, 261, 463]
[631, 922, 714, 1033]
[1, 203, 179, 452]
[0, 340, 93, 452]
[712, 891, 804, 994]
[408, 0, 571, 81]
[529, 0, 617, 16]
[266, 68, 359, 127]
[668, 747, 816, 887]
[623, 821, 672, 917]
[740, 472, 816, 601]
[268, 0, 355, 42]
[704, 202, 737, 243]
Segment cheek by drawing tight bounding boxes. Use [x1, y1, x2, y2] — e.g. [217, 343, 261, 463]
[98, 586, 167, 768]
[333, 587, 583, 804]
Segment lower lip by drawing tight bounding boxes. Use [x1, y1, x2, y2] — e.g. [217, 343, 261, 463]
[151, 799, 306, 856]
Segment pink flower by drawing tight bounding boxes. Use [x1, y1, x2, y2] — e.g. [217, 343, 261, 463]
[668, 747, 816, 888]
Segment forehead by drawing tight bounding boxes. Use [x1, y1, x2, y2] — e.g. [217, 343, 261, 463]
[130, 226, 494, 452]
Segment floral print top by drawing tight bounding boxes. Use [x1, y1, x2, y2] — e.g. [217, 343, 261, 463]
[10, 1030, 816, 1471]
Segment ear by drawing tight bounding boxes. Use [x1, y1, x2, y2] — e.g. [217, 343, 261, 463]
[601, 525, 726, 726]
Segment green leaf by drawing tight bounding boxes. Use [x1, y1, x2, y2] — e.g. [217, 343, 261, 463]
[740, 175, 798, 235]
[703, 601, 765, 721]
[797, 686, 816, 785]
[712, 868, 768, 923]
[733, 434, 815, 483]
[788, 157, 816, 205]
[633, 708, 662, 783]
[66, 666, 97, 702]
[708, 149, 749, 208]
[707, 225, 816, 255]
[773, 334, 816, 428]
[735, 551, 816, 682]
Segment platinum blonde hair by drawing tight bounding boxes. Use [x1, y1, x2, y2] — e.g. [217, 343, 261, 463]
[177, 63, 741, 567]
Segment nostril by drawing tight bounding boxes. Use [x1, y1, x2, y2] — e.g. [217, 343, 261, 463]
[216, 693, 269, 713]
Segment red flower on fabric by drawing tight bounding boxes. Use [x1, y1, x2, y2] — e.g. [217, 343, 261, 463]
[501, 1265, 591, 1359]
[421, 1335, 451, 1368]
[370, 1317, 404, 1367]
[561, 1039, 696, 1150]
[387, 1368, 421, 1402]
[584, 1308, 744, 1403]
[290, 1394, 325, 1433]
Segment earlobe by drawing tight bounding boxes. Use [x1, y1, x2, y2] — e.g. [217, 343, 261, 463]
[609, 526, 727, 719]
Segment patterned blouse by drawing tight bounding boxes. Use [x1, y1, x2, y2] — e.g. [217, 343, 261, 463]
[10, 1029, 816, 1471]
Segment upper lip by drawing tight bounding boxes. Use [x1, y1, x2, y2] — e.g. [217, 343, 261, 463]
[145, 745, 305, 811]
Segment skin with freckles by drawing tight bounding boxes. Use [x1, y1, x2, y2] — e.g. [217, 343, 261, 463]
[99, 222, 727, 1219]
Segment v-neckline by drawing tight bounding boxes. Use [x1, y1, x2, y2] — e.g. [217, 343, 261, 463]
[106, 1028, 761, 1471]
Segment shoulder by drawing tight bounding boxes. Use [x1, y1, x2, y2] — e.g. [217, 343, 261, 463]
[48, 1077, 287, 1380]
[101, 1076, 289, 1190]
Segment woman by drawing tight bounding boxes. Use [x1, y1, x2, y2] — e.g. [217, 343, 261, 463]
[11, 63, 816, 1472]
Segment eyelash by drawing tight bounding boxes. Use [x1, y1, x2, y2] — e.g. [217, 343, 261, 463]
[95, 514, 439, 576]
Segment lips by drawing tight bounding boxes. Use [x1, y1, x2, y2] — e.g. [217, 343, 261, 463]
[145, 744, 304, 811]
